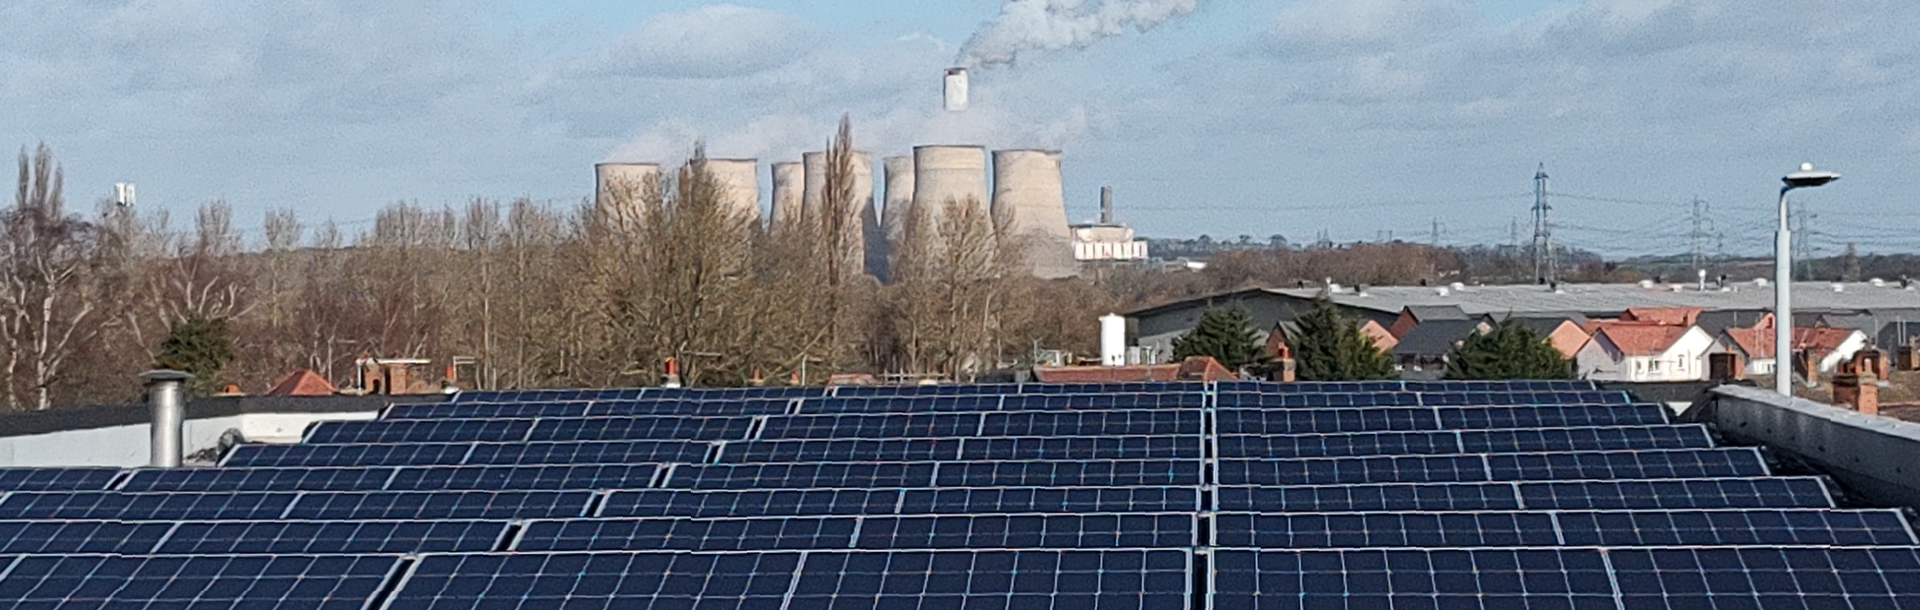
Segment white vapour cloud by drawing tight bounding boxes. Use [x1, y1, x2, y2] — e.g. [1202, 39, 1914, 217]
[957, 0, 1205, 67]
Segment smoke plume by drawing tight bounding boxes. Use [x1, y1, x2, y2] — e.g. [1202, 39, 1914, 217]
[957, 0, 1204, 67]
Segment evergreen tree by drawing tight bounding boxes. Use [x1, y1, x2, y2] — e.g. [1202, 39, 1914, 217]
[1172, 307, 1273, 371]
[1444, 319, 1570, 380]
[1286, 296, 1394, 380]
[154, 314, 235, 396]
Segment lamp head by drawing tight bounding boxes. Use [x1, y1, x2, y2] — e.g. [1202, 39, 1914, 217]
[1783, 163, 1840, 189]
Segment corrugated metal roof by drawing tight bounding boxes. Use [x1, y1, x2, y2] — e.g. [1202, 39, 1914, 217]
[1262, 282, 1920, 317]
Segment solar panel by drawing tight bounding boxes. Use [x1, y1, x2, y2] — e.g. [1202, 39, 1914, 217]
[0, 468, 121, 492]
[528, 416, 756, 442]
[1215, 512, 1561, 548]
[1438, 404, 1668, 428]
[665, 462, 939, 489]
[1608, 547, 1920, 608]
[122, 467, 398, 492]
[1216, 407, 1441, 434]
[0, 554, 400, 610]
[1485, 448, 1769, 481]
[1217, 391, 1424, 408]
[721, 438, 964, 463]
[1217, 483, 1525, 512]
[0, 492, 297, 521]
[387, 550, 1191, 610]
[983, 410, 1202, 437]
[1215, 381, 1407, 394]
[464, 440, 711, 466]
[1419, 390, 1633, 406]
[306, 418, 533, 444]
[760, 413, 983, 439]
[283, 491, 594, 520]
[224, 442, 476, 467]
[588, 398, 794, 417]
[1220, 455, 1496, 486]
[1458, 425, 1714, 454]
[1212, 548, 1618, 609]
[515, 516, 860, 551]
[0, 520, 173, 554]
[154, 520, 509, 554]
[1554, 508, 1919, 547]
[1514, 477, 1837, 510]
[719, 435, 1207, 463]
[387, 401, 591, 419]
[800, 392, 1206, 414]
[852, 514, 1197, 549]
[667, 460, 1203, 489]
[600, 487, 1203, 517]
[1214, 509, 1917, 549]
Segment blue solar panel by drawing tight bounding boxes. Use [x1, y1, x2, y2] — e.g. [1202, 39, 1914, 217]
[157, 520, 510, 554]
[589, 398, 794, 417]
[388, 401, 591, 419]
[763, 410, 1200, 440]
[1217, 483, 1524, 512]
[224, 442, 476, 467]
[124, 464, 668, 492]
[515, 517, 860, 551]
[122, 467, 397, 492]
[761, 413, 982, 439]
[1438, 404, 1668, 428]
[1215, 512, 1561, 548]
[800, 392, 1206, 414]
[668, 462, 938, 489]
[1554, 508, 1918, 547]
[1458, 425, 1714, 454]
[0, 554, 400, 610]
[1608, 547, 1920, 608]
[1212, 548, 1617, 609]
[1215, 381, 1407, 394]
[600, 487, 1202, 517]
[387, 550, 1190, 610]
[0, 492, 297, 520]
[1514, 477, 1837, 510]
[0, 468, 121, 492]
[528, 416, 756, 442]
[1485, 448, 1768, 480]
[601, 489, 905, 518]
[666, 460, 1202, 489]
[283, 491, 595, 520]
[1217, 391, 1423, 408]
[306, 418, 533, 444]
[0, 520, 172, 554]
[1214, 509, 1916, 549]
[464, 440, 711, 466]
[722, 436, 1201, 463]
[1216, 407, 1440, 434]
[853, 514, 1197, 549]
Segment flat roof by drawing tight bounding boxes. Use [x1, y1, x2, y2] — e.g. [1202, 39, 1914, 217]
[1128, 282, 1920, 318]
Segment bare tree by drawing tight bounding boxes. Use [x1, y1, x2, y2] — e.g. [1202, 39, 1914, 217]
[0, 144, 111, 409]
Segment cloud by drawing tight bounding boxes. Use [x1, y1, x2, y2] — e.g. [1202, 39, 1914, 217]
[578, 5, 820, 79]
[958, 0, 1206, 67]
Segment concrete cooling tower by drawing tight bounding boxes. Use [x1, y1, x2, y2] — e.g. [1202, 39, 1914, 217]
[701, 158, 760, 221]
[595, 162, 660, 224]
[991, 150, 1077, 278]
[910, 145, 988, 230]
[801, 151, 827, 220]
[770, 162, 803, 227]
[881, 156, 915, 265]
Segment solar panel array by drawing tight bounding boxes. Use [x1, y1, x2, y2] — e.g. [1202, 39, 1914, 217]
[2, 379, 1917, 609]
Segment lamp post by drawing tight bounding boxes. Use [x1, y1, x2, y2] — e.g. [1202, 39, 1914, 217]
[1775, 163, 1840, 396]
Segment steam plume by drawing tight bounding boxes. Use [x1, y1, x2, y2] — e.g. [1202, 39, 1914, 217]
[957, 0, 1204, 67]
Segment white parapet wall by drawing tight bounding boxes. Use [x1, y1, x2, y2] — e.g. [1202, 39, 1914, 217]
[0, 395, 413, 468]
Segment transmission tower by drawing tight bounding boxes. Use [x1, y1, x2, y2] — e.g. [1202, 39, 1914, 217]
[1430, 218, 1443, 246]
[1792, 206, 1817, 280]
[1531, 164, 1555, 284]
[1687, 197, 1712, 271]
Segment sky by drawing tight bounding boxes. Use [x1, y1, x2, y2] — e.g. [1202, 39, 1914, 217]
[3, 0, 1917, 258]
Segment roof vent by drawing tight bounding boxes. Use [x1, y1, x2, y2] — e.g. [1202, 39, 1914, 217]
[1448, 282, 1466, 291]
[1327, 283, 1344, 294]
[1669, 284, 1684, 293]
[1833, 283, 1845, 292]
[1436, 287, 1451, 297]
[1755, 278, 1769, 287]
[1870, 278, 1886, 287]
[1638, 279, 1656, 289]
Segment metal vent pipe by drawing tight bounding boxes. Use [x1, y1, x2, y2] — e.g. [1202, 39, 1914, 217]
[142, 369, 191, 468]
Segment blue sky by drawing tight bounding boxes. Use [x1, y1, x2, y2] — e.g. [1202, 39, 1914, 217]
[3, 0, 1916, 258]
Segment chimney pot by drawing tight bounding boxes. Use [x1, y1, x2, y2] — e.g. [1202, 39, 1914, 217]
[141, 369, 192, 468]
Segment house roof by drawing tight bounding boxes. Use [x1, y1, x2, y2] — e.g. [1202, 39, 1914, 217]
[1124, 282, 1920, 319]
[1595, 324, 1690, 356]
[1501, 317, 1583, 337]
[1034, 356, 1236, 383]
[1721, 326, 1862, 359]
[1621, 307, 1705, 326]
[1403, 305, 1470, 321]
[266, 370, 335, 396]
[1394, 320, 1486, 357]
[1694, 310, 1772, 336]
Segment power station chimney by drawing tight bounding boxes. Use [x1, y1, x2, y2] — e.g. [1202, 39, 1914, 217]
[1100, 186, 1114, 225]
[142, 369, 191, 468]
[770, 161, 803, 227]
[943, 68, 969, 112]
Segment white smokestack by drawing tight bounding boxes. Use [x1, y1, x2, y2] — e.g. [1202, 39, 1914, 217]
[958, 0, 1206, 67]
[1100, 314, 1126, 367]
[944, 68, 969, 112]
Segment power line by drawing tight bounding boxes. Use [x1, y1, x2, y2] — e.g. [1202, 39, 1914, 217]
[1532, 164, 1555, 284]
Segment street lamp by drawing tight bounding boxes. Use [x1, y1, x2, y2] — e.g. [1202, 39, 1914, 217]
[1775, 163, 1840, 396]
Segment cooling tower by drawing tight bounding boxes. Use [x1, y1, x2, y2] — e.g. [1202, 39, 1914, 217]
[595, 162, 660, 224]
[801, 151, 827, 220]
[770, 162, 803, 227]
[991, 149, 1077, 279]
[881, 155, 915, 261]
[701, 158, 760, 221]
[910, 146, 988, 231]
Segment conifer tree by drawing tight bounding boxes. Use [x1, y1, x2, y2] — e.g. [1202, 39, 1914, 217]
[154, 314, 235, 396]
[1172, 307, 1272, 371]
[1286, 296, 1394, 380]
[1444, 319, 1570, 380]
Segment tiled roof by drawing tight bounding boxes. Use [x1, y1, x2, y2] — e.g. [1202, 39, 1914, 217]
[1622, 307, 1705, 326]
[1721, 326, 1861, 359]
[1595, 324, 1689, 356]
[266, 370, 335, 396]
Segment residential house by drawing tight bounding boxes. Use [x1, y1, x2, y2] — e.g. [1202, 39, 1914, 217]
[1712, 325, 1870, 377]
[1393, 319, 1491, 379]
[1488, 314, 1591, 359]
[1265, 320, 1398, 359]
[1388, 305, 1470, 338]
[1575, 324, 1714, 382]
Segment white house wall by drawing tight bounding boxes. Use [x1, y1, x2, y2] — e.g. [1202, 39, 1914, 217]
[0, 411, 378, 468]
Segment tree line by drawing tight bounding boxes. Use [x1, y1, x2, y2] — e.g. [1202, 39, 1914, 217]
[1172, 299, 1570, 381]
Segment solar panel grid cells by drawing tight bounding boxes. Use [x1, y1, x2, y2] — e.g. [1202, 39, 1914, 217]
[1438, 404, 1668, 429]
[385, 464, 660, 491]
[225, 443, 477, 468]
[983, 410, 1203, 437]
[761, 413, 982, 440]
[935, 460, 1204, 488]
[0, 492, 297, 520]
[601, 490, 902, 518]
[853, 514, 1196, 549]
[967, 437, 1201, 461]
[1216, 484, 1524, 513]
[0, 468, 120, 492]
[156, 520, 509, 554]
[1608, 547, 1920, 609]
[1212, 549, 1618, 610]
[0, 554, 399, 610]
[1213, 513, 1560, 548]
[466, 441, 710, 466]
[1217, 432, 1462, 459]
[531, 416, 757, 442]
[308, 419, 533, 444]
[669, 463, 940, 490]
[515, 517, 860, 551]
[284, 491, 595, 520]
[1513, 478, 1836, 510]
[392, 552, 801, 610]
[121, 467, 398, 492]
[589, 398, 794, 417]
[1487, 449, 1769, 482]
[1216, 408, 1437, 435]
[388, 401, 590, 419]
[1220, 456, 1491, 486]
[730, 439, 964, 463]
[900, 487, 1202, 515]
[0, 520, 172, 554]
[787, 551, 1190, 610]
[1459, 426, 1714, 454]
[1556, 509, 1920, 547]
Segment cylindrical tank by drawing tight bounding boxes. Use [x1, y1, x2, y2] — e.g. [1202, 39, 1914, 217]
[801, 151, 827, 220]
[700, 158, 760, 221]
[141, 369, 191, 468]
[992, 149, 1076, 278]
[595, 162, 661, 221]
[944, 68, 969, 112]
[770, 161, 803, 227]
[882, 155, 915, 257]
[1100, 314, 1126, 367]
[911, 145, 988, 231]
